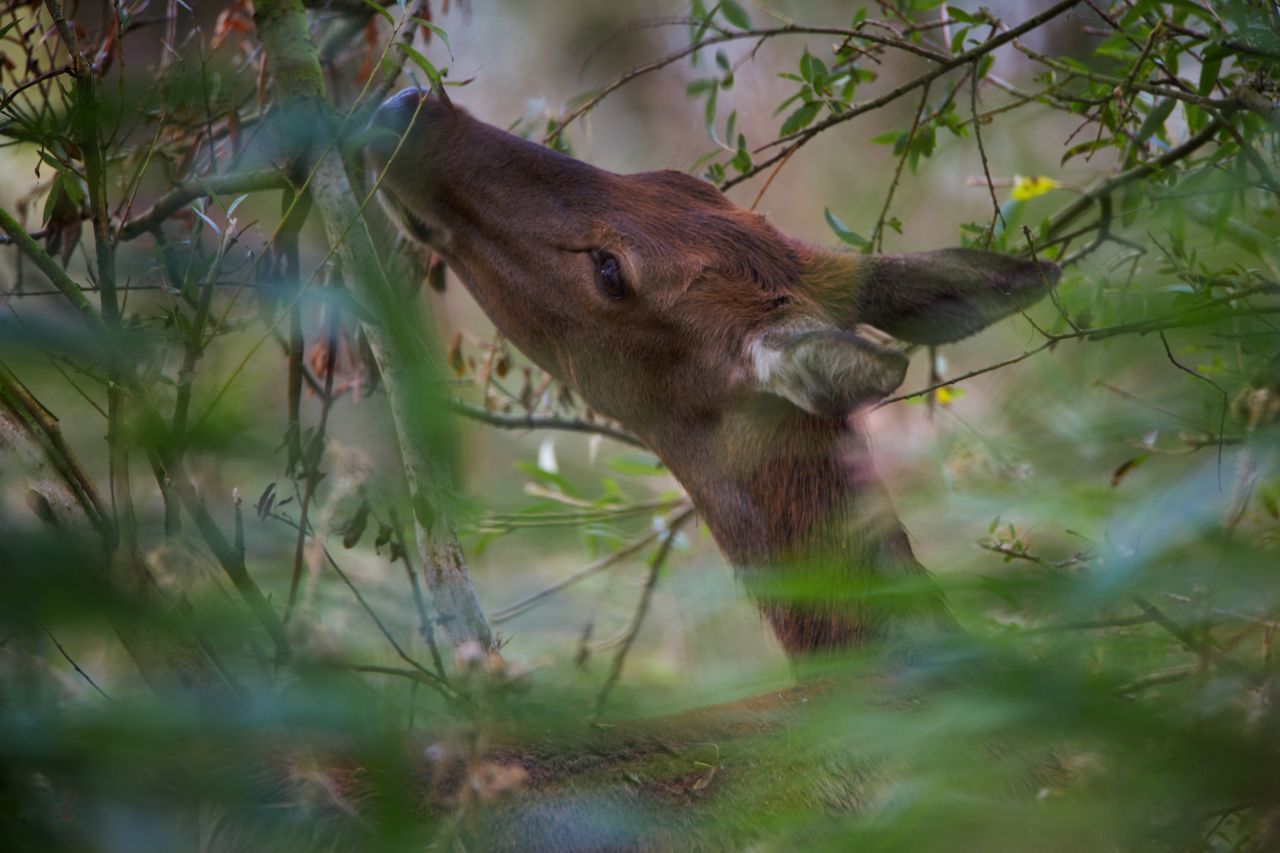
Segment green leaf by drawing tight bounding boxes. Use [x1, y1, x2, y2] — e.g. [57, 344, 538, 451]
[360, 0, 394, 25]
[1185, 104, 1207, 135]
[1134, 97, 1176, 145]
[515, 461, 584, 498]
[58, 173, 84, 206]
[396, 43, 442, 90]
[342, 501, 370, 549]
[414, 18, 452, 52]
[41, 175, 66, 224]
[608, 453, 667, 477]
[719, 0, 751, 29]
[824, 207, 870, 249]
[772, 90, 805, 116]
[780, 101, 820, 135]
[1198, 47, 1225, 96]
[799, 50, 828, 85]
[1060, 137, 1112, 166]
[190, 205, 221, 235]
[731, 141, 752, 174]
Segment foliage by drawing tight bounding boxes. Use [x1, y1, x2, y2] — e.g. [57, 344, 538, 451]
[0, 0, 1278, 849]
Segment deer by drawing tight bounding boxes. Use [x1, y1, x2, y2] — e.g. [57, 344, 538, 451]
[367, 87, 1058, 662]
[360, 88, 1062, 847]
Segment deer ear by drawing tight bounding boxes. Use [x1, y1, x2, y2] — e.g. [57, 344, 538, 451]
[853, 248, 1060, 345]
[750, 324, 909, 417]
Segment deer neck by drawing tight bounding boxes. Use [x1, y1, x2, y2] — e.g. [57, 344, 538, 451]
[647, 401, 955, 658]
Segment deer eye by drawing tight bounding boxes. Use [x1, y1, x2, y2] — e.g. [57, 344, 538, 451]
[592, 251, 628, 300]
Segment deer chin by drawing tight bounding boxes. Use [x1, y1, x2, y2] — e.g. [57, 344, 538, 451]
[378, 188, 445, 248]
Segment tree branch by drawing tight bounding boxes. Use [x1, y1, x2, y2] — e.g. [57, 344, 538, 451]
[252, 0, 494, 652]
[543, 22, 952, 145]
[449, 399, 645, 448]
[117, 169, 292, 241]
[491, 503, 694, 624]
[722, 0, 1086, 190]
[592, 506, 695, 716]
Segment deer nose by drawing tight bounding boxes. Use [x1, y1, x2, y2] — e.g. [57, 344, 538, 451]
[371, 87, 428, 135]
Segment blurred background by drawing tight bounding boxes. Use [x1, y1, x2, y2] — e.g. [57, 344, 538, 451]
[2, 0, 1278, 848]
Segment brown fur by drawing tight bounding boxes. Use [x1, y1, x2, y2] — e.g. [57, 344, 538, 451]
[367, 89, 1056, 659]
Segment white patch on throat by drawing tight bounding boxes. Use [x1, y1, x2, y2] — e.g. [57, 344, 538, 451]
[749, 336, 784, 384]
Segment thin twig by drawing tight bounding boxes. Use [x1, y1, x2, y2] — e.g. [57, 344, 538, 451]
[969, 62, 1005, 243]
[871, 81, 932, 253]
[722, 0, 1086, 190]
[1022, 227, 1080, 332]
[117, 169, 291, 241]
[1025, 614, 1157, 634]
[544, 22, 951, 144]
[879, 340, 1056, 405]
[0, 64, 71, 113]
[268, 510, 454, 698]
[161, 452, 292, 662]
[1096, 381, 1208, 429]
[592, 507, 694, 716]
[491, 503, 694, 623]
[391, 508, 448, 681]
[285, 304, 341, 624]
[1117, 663, 1200, 695]
[43, 625, 110, 699]
[880, 289, 1280, 407]
[748, 146, 799, 212]
[1038, 121, 1226, 247]
[450, 399, 644, 447]
[1159, 330, 1229, 489]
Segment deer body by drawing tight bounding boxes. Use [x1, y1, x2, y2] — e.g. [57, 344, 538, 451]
[367, 89, 1058, 660]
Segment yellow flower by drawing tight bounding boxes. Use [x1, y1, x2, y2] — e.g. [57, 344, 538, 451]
[1011, 175, 1060, 202]
[935, 386, 956, 406]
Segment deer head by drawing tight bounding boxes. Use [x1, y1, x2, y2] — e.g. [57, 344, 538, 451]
[367, 89, 1059, 658]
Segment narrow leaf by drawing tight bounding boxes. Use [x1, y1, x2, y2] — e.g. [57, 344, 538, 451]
[719, 0, 751, 29]
[824, 207, 870, 249]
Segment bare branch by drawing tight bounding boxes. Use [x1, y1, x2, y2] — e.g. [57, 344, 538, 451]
[117, 169, 292, 241]
[267, 510, 456, 701]
[1159, 330, 1230, 488]
[43, 625, 110, 699]
[592, 506, 695, 716]
[969, 63, 1005, 243]
[492, 503, 695, 624]
[449, 399, 645, 448]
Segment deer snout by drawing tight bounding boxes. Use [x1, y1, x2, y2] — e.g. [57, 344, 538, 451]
[367, 88, 453, 244]
[368, 87, 456, 152]
[370, 87, 428, 136]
